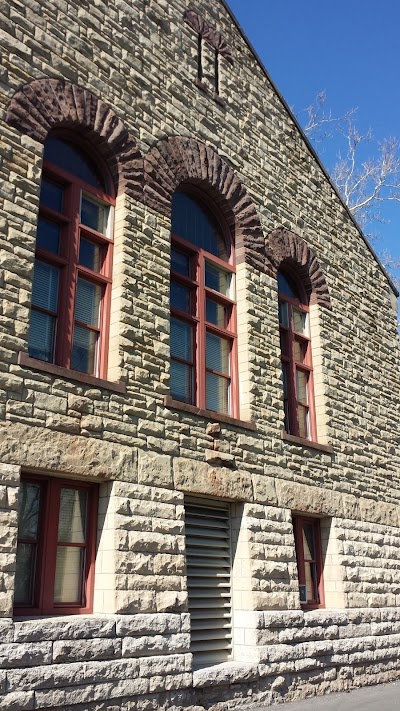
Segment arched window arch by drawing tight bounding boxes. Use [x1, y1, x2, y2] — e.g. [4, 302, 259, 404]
[170, 189, 238, 416]
[28, 134, 115, 378]
[278, 267, 316, 441]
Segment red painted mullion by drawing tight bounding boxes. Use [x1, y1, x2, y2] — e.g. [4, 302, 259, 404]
[197, 251, 205, 409]
[287, 303, 299, 436]
[40, 478, 60, 614]
[55, 182, 80, 369]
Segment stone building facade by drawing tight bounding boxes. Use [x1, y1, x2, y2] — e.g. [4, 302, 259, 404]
[0, 0, 399, 709]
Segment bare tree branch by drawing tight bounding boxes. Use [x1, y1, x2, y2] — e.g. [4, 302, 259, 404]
[299, 93, 400, 291]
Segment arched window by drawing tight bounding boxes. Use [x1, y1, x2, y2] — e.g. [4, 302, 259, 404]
[278, 269, 316, 440]
[28, 135, 114, 377]
[170, 191, 237, 416]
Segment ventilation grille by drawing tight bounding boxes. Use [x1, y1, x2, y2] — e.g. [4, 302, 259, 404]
[185, 498, 232, 667]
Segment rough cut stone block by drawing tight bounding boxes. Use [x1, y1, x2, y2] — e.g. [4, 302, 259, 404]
[193, 662, 258, 688]
[116, 613, 181, 637]
[52, 638, 121, 663]
[0, 642, 52, 668]
[14, 616, 116, 642]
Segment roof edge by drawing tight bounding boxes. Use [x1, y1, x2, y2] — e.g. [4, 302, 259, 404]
[220, 0, 399, 297]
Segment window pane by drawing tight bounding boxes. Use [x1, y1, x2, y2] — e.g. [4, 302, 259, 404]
[54, 547, 84, 604]
[170, 319, 193, 361]
[79, 239, 102, 272]
[171, 248, 190, 276]
[206, 333, 229, 374]
[74, 278, 102, 327]
[36, 218, 61, 254]
[205, 263, 232, 296]
[71, 325, 98, 373]
[305, 561, 319, 603]
[18, 482, 41, 539]
[171, 192, 227, 259]
[302, 524, 315, 560]
[81, 196, 108, 234]
[294, 338, 307, 363]
[278, 300, 289, 327]
[206, 372, 229, 413]
[296, 370, 309, 404]
[31, 260, 59, 312]
[206, 299, 226, 327]
[293, 309, 309, 336]
[298, 405, 309, 439]
[58, 488, 87, 544]
[278, 271, 300, 299]
[170, 360, 193, 403]
[43, 137, 105, 190]
[40, 178, 64, 213]
[14, 543, 36, 605]
[279, 329, 290, 358]
[28, 310, 56, 362]
[170, 282, 191, 312]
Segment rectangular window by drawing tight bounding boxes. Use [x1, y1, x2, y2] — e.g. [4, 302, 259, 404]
[14, 475, 97, 615]
[293, 516, 324, 609]
[185, 498, 232, 667]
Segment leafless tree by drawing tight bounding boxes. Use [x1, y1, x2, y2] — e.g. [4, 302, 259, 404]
[299, 93, 400, 288]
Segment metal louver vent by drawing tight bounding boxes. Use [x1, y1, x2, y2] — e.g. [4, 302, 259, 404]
[185, 498, 232, 667]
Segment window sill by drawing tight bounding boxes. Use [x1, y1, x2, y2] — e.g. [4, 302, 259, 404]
[164, 396, 256, 431]
[282, 431, 333, 454]
[193, 661, 259, 688]
[18, 352, 126, 394]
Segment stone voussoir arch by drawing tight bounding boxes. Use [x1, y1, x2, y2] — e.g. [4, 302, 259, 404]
[5, 77, 143, 199]
[266, 227, 331, 308]
[143, 135, 265, 270]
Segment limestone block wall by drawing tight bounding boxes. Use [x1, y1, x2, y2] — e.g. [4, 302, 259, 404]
[0, 0, 399, 708]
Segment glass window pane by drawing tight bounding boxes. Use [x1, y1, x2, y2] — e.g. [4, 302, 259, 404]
[58, 488, 87, 544]
[81, 196, 108, 234]
[43, 137, 105, 190]
[206, 333, 229, 374]
[74, 278, 102, 327]
[170, 360, 193, 403]
[18, 482, 41, 539]
[54, 547, 84, 604]
[205, 263, 232, 296]
[36, 218, 61, 254]
[14, 543, 36, 605]
[171, 248, 190, 277]
[206, 372, 229, 413]
[278, 271, 300, 299]
[28, 310, 56, 362]
[294, 339, 307, 363]
[298, 405, 309, 438]
[296, 370, 309, 404]
[40, 178, 64, 213]
[278, 300, 289, 327]
[71, 325, 98, 373]
[279, 330, 290, 358]
[293, 309, 309, 336]
[170, 319, 193, 361]
[170, 282, 191, 312]
[31, 260, 59, 312]
[302, 525, 315, 560]
[206, 299, 226, 327]
[79, 239, 102, 271]
[305, 562, 319, 603]
[171, 192, 227, 259]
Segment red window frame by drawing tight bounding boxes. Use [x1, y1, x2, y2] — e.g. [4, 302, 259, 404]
[14, 475, 98, 616]
[293, 515, 325, 610]
[170, 198, 238, 417]
[29, 136, 114, 378]
[278, 275, 317, 441]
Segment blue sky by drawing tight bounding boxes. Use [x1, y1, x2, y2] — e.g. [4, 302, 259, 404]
[227, 0, 400, 278]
